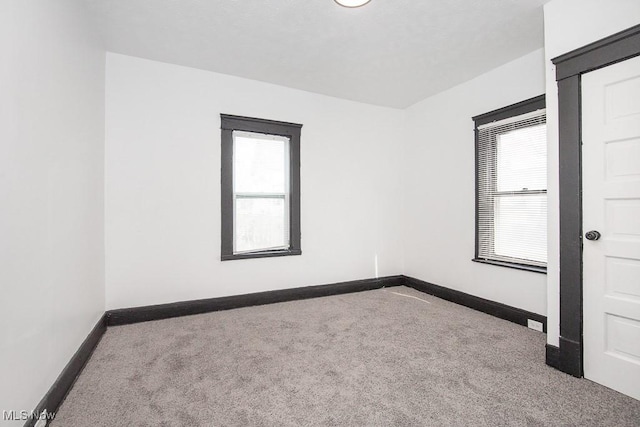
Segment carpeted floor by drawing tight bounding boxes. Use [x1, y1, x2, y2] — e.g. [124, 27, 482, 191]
[52, 286, 640, 426]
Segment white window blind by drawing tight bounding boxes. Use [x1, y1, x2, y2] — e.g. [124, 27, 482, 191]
[233, 131, 290, 254]
[477, 109, 547, 267]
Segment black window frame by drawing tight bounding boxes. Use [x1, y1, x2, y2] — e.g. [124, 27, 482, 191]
[220, 114, 302, 261]
[472, 95, 547, 274]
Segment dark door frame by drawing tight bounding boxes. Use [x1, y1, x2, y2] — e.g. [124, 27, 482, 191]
[549, 24, 640, 377]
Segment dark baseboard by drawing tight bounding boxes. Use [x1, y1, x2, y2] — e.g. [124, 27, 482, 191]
[402, 275, 547, 332]
[559, 336, 583, 377]
[546, 344, 560, 370]
[106, 275, 404, 326]
[25, 314, 107, 427]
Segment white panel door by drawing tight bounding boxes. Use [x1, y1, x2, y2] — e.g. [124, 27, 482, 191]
[582, 54, 640, 400]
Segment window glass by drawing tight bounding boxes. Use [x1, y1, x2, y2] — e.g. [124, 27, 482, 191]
[494, 194, 547, 263]
[496, 124, 547, 192]
[235, 198, 287, 253]
[234, 132, 288, 194]
[233, 131, 290, 254]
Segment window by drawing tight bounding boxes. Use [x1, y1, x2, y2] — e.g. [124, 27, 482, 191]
[473, 96, 547, 272]
[220, 114, 301, 260]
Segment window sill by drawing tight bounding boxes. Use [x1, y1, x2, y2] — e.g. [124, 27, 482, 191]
[222, 249, 301, 261]
[472, 258, 547, 274]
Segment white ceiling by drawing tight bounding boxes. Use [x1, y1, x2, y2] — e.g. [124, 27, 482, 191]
[85, 0, 550, 109]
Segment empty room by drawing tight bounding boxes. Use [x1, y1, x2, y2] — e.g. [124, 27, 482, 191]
[2, 0, 640, 425]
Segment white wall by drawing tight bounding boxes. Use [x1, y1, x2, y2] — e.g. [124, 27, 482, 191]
[402, 49, 547, 315]
[0, 0, 105, 424]
[543, 0, 640, 346]
[105, 53, 404, 309]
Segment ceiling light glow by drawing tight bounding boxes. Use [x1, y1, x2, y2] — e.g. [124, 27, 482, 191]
[334, 0, 372, 8]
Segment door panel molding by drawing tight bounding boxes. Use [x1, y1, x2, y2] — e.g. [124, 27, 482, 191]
[551, 24, 640, 377]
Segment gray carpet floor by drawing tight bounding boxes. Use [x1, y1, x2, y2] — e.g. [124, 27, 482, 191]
[52, 286, 640, 426]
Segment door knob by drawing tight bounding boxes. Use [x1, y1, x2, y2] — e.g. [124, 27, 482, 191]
[585, 230, 601, 241]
